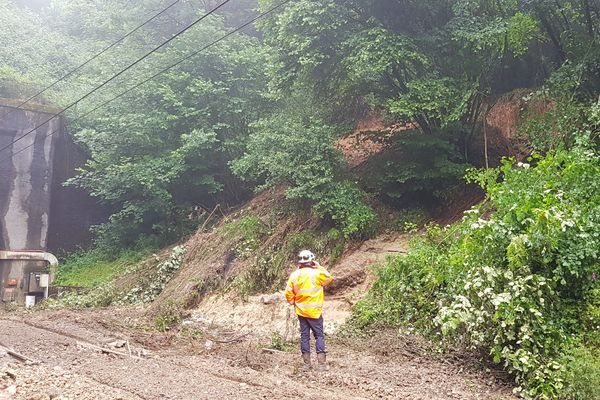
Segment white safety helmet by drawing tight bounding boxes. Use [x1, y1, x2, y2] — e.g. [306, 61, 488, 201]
[298, 249, 316, 264]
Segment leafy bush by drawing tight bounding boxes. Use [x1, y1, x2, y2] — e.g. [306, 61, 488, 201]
[121, 246, 186, 304]
[351, 226, 451, 332]
[353, 147, 600, 398]
[518, 95, 593, 151]
[362, 129, 470, 207]
[392, 208, 428, 233]
[286, 231, 319, 254]
[387, 77, 474, 127]
[312, 181, 378, 238]
[154, 300, 185, 332]
[560, 346, 600, 400]
[231, 113, 344, 198]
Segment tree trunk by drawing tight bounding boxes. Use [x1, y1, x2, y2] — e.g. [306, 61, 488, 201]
[414, 115, 432, 135]
[536, 8, 566, 61]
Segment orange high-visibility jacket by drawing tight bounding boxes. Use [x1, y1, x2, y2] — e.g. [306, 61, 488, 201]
[285, 262, 333, 319]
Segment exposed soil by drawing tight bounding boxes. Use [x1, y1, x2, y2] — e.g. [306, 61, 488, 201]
[0, 307, 516, 400]
[336, 112, 416, 168]
[470, 90, 554, 167]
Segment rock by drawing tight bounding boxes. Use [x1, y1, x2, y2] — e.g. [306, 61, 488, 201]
[259, 292, 285, 304]
[107, 340, 126, 349]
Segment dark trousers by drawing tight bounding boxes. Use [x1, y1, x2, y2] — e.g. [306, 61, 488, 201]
[298, 315, 325, 354]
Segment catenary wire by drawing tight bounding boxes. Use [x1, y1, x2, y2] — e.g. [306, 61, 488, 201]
[0, 0, 234, 155]
[0, 0, 291, 164]
[0, 0, 182, 122]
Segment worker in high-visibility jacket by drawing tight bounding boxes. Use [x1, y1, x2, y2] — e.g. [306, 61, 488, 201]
[285, 249, 333, 371]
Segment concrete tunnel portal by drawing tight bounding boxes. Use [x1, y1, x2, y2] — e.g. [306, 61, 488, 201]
[0, 100, 102, 305]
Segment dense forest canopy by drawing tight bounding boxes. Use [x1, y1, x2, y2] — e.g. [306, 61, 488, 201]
[2, 2, 600, 396]
[2, 0, 599, 246]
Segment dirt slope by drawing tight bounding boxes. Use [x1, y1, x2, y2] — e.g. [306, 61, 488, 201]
[191, 232, 410, 340]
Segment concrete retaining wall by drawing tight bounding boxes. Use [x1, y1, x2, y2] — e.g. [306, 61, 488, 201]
[0, 104, 61, 251]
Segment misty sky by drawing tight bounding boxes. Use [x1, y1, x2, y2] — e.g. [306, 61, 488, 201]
[12, 0, 51, 9]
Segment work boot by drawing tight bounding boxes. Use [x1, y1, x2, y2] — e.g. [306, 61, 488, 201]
[301, 353, 312, 371]
[317, 352, 329, 371]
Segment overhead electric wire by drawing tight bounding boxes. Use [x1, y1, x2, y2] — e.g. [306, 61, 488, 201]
[0, 0, 291, 165]
[0, 0, 234, 155]
[0, 0, 182, 122]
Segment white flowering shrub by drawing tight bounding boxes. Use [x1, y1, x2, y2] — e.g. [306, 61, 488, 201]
[353, 147, 600, 398]
[120, 245, 186, 304]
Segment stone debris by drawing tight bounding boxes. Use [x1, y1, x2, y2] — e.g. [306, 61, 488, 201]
[257, 292, 285, 305]
[0, 364, 141, 400]
[107, 340, 127, 349]
[0, 349, 7, 370]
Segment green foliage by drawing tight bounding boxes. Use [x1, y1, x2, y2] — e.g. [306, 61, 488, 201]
[362, 129, 470, 206]
[224, 215, 269, 259]
[560, 345, 600, 400]
[232, 109, 377, 237]
[388, 78, 474, 127]
[154, 300, 185, 332]
[518, 92, 600, 152]
[55, 247, 152, 288]
[0, 1, 83, 98]
[351, 226, 451, 332]
[451, 4, 540, 56]
[66, 19, 274, 246]
[312, 181, 378, 238]
[49, 245, 185, 309]
[392, 209, 428, 233]
[121, 245, 186, 304]
[353, 146, 600, 398]
[268, 331, 293, 351]
[286, 230, 318, 254]
[231, 112, 344, 198]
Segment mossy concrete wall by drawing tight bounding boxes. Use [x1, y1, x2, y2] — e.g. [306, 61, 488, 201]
[0, 104, 61, 251]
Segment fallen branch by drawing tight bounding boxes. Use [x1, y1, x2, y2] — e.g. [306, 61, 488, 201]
[261, 348, 287, 354]
[207, 332, 250, 344]
[76, 341, 143, 360]
[198, 204, 220, 233]
[0, 346, 38, 364]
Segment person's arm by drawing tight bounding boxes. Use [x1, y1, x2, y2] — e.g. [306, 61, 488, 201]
[315, 263, 333, 287]
[284, 275, 296, 305]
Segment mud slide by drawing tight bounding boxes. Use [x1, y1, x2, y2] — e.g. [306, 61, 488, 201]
[192, 233, 410, 340]
[0, 307, 515, 399]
